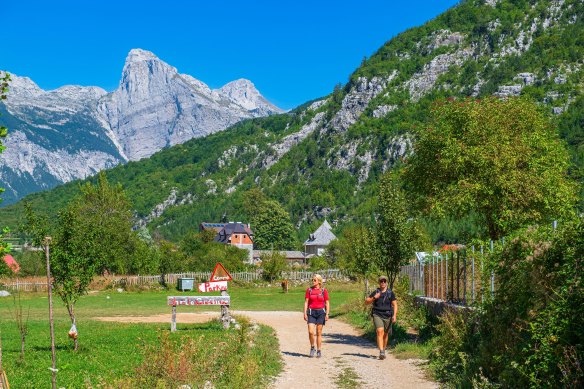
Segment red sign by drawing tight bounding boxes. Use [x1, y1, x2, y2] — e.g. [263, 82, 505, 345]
[198, 281, 228, 292]
[210, 262, 232, 282]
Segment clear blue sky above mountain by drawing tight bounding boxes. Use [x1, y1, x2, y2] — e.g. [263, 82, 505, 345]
[2, 0, 459, 110]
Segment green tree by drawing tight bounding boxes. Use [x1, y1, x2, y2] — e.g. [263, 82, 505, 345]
[71, 173, 141, 275]
[243, 189, 296, 250]
[23, 173, 149, 350]
[260, 251, 287, 282]
[334, 225, 378, 294]
[405, 97, 578, 240]
[376, 174, 426, 288]
[308, 255, 328, 271]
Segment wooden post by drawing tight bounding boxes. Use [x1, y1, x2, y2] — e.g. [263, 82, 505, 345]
[44, 237, 57, 389]
[0, 328, 4, 389]
[220, 290, 231, 329]
[171, 304, 177, 332]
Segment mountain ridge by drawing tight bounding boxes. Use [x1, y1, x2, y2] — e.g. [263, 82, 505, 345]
[0, 48, 283, 205]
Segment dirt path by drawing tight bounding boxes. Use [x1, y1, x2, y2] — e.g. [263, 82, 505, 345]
[95, 311, 436, 389]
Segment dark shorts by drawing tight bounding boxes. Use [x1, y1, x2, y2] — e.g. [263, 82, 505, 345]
[307, 308, 326, 325]
[373, 314, 393, 334]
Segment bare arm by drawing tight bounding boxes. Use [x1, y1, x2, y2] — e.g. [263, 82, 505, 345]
[391, 300, 398, 323]
[325, 300, 330, 320]
[304, 298, 309, 321]
[365, 291, 381, 305]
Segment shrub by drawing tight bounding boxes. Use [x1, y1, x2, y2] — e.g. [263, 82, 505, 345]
[112, 318, 281, 388]
[429, 218, 584, 387]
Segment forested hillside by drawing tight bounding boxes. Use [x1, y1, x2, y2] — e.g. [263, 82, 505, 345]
[2, 0, 582, 245]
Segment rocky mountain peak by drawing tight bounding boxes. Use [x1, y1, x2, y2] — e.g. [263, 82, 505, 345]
[118, 48, 178, 98]
[6, 75, 44, 100]
[6, 74, 107, 111]
[220, 79, 261, 110]
[220, 78, 283, 113]
[126, 48, 160, 63]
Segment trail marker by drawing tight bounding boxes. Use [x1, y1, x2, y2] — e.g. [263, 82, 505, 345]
[210, 263, 232, 282]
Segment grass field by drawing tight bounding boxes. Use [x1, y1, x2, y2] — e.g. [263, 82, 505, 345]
[0, 281, 362, 388]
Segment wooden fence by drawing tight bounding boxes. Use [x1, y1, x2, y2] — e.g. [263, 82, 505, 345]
[0, 269, 346, 293]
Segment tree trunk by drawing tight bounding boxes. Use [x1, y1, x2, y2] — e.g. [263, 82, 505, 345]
[67, 305, 78, 351]
[20, 333, 25, 362]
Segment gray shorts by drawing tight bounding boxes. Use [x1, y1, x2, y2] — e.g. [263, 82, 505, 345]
[373, 314, 393, 334]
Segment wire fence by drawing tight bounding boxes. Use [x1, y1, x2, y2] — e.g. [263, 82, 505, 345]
[0, 269, 346, 293]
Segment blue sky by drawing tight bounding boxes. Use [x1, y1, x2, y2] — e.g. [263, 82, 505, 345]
[2, 0, 460, 110]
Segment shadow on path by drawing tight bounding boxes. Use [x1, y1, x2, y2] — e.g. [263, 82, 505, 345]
[341, 352, 379, 359]
[323, 332, 374, 348]
[282, 351, 311, 358]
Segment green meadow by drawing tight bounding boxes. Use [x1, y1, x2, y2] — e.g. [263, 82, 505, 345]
[0, 282, 362, 388]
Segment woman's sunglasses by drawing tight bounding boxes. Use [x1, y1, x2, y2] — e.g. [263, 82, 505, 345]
[379, 280, 387, 283]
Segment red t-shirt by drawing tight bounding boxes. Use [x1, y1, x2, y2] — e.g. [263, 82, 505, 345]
[305, 287, 329, 309]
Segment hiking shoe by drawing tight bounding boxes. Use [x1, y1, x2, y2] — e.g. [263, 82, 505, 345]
[379, 350, 386, 360]
[309, 347, 316, 358]
[316, 350, 322, 358]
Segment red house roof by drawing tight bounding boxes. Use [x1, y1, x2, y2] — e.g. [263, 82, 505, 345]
[2, 254, 20, 273]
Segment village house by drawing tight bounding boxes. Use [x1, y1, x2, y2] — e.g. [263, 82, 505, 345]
[304, 220, 337, 258]
[200, 221, 254, 260]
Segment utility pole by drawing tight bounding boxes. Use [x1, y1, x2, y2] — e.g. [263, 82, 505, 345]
[44, 237, 57, 389]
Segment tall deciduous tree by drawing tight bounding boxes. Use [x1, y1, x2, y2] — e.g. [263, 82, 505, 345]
[23, 173, 147, 350]
[260, 251, 287, 282]
[376, 174, 427, 289]
[243, 189, 296, 250]
[404, 97, 577, 240]
[335, 225, 378, 294]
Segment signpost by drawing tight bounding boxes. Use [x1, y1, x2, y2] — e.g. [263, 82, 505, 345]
[198, 281, 228, 292]
[168, 263, 233, 331]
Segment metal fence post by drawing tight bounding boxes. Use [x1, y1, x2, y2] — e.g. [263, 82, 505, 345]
[456, 250, 460, 303]
[481, 245, 484, 303]
[444, 253, 448, 301]
[432, 255, 436, 299]
[490, 240, 495, 300]
[471, 246, 475, 304]
[463, 249, 467, 305]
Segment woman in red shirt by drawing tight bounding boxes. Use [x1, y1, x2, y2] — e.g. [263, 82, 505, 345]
[303, 274, 330, 358]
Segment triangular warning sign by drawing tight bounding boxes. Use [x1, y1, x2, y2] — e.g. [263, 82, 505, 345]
[210, 262, 233, 282]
